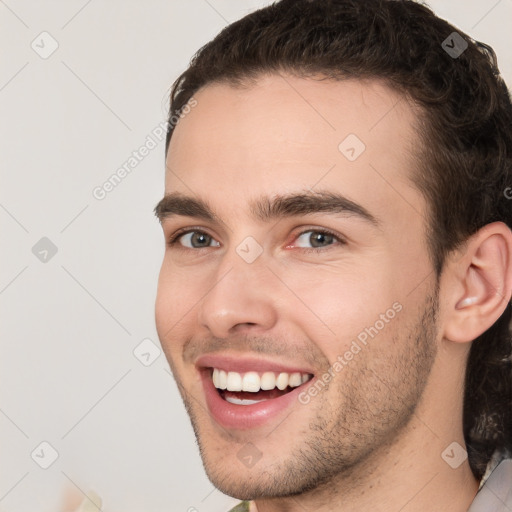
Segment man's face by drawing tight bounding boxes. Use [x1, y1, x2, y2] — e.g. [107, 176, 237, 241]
[156, 75, 439, 498]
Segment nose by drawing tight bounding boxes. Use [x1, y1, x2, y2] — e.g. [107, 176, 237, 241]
[197, 253, 278, 339]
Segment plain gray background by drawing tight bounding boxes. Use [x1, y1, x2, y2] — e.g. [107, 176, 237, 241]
[1, 1, 511, 511]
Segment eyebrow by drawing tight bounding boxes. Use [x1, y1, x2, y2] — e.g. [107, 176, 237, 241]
[154, 190, 379, 226]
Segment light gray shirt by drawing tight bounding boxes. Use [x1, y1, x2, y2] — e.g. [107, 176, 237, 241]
[468, 459, 512, 511]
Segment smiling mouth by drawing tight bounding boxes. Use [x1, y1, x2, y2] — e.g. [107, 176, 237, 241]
[209, 367, 314, 405]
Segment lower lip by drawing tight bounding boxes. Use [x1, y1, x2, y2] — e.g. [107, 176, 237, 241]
[200, 369, 312, 430]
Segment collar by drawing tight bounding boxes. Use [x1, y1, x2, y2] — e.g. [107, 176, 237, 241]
[467, 458, 512, 511]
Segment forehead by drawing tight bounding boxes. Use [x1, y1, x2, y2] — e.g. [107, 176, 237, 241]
[165, 74, 425, 226]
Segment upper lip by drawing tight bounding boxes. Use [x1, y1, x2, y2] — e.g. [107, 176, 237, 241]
[195, 354, 315, 375]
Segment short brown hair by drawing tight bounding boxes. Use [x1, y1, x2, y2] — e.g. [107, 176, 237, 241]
[165, 0, 512, 479]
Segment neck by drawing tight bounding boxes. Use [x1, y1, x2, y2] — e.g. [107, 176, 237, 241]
[253, 425, 478, 512]
[253, 342, 479, 512]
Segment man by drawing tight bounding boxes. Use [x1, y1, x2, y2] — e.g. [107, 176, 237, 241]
[154, 0, 512, 510]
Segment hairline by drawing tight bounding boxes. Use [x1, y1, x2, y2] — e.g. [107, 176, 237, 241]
[166, 70, 442, 273]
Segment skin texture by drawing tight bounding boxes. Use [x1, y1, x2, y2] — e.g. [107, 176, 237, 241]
[155, 74, 512, 511]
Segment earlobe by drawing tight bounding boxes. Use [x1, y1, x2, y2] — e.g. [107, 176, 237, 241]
[443, 222, 512, 344]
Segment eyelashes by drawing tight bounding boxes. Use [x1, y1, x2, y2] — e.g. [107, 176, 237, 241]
[167, 227, 346, 253]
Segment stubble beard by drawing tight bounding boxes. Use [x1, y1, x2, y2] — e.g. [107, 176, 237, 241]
[175, 290, 439, 501]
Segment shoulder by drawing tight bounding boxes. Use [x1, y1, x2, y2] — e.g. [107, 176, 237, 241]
[468, 458, 512, 512]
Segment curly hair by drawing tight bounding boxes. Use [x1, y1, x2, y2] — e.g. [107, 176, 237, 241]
[164, 0, 512, 479]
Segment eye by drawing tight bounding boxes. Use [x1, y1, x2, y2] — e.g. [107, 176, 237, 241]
[292, 229, 344, 250]
[169, 230, 220, 249]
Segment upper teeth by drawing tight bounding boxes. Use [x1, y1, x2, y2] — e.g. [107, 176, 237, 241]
[212, 368, 311, 392]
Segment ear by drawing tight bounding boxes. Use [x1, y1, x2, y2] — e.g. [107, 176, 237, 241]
[442, 222, 512, 343]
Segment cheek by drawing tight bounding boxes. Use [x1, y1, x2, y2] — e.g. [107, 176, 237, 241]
[281, 260, 399, 355]
[155, 262, 198, 347]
